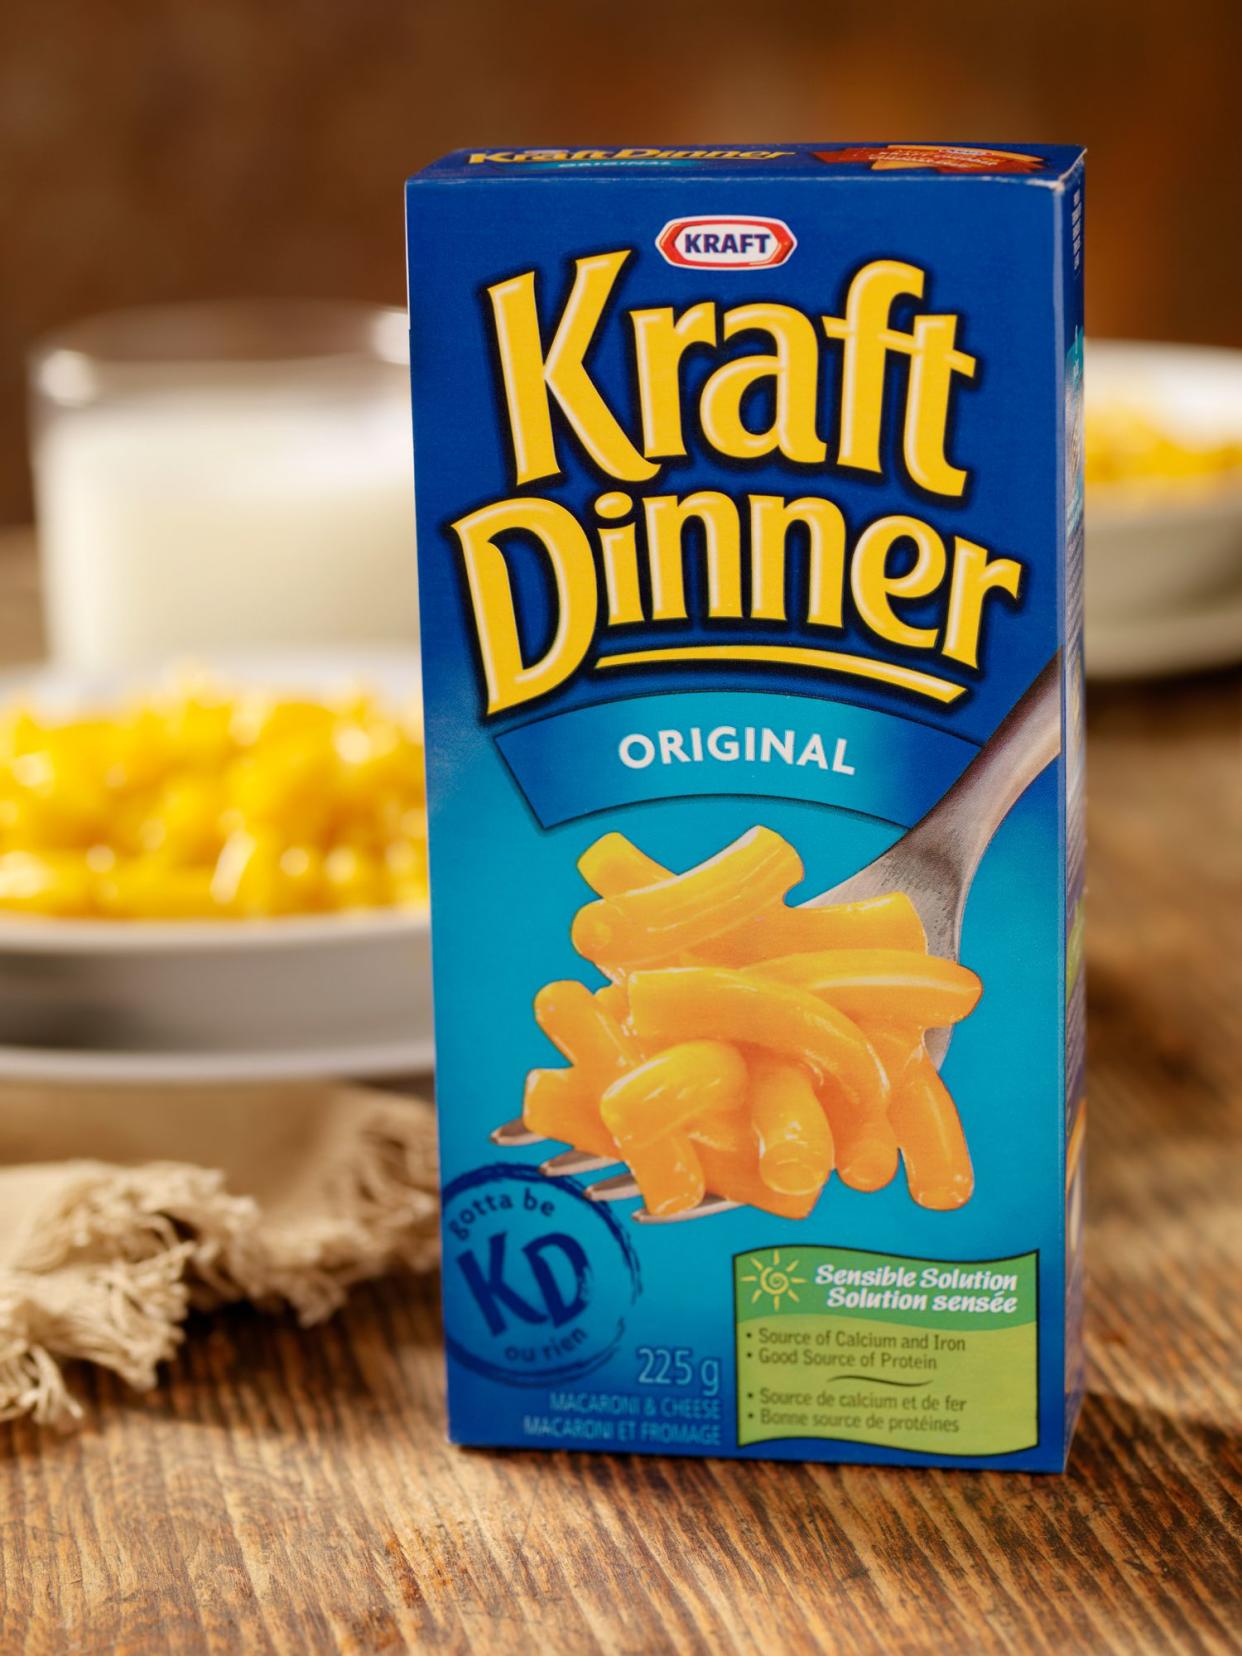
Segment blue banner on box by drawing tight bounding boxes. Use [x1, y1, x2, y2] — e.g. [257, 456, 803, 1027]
[496, 691, 979, 828]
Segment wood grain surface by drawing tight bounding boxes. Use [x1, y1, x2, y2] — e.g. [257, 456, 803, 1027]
[0, 534, 1239, 1654]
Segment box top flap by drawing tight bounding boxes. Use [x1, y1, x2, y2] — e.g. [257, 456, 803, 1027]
[409, 141, 1085, 188]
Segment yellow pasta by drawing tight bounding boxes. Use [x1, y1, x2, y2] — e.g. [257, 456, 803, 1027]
[696, 1143, 819, 1220]
[628, 967, 887, 1117]
[571, 826, 803, 970]
[523, 1068, 618, 1159]
[701, 892, 928, 964]
[860, 1023, 925, 1093]
[627, 1131, 706, 1216]
[577, 832, 669, 898]
[824, 1092, 901, 1193]
[1086, 401, 1242, 494]
[600, 1041, 747, 1151]
[749, 1057, 834, 1197]
[0, 850, 96, 918]
[687, 1106, 753, 1155]
[534, 979, 640, 1089]
[523, 825, 980, 1219]
[0, 677, 427, 921]
[576, 837, 927, 963]
[755, 950, 981, 1029]
[889, 1058, 975, 1210]
[592, 982, 631, 1022]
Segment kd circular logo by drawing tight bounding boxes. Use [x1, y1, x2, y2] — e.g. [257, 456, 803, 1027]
[442, 1163, 642, 1386]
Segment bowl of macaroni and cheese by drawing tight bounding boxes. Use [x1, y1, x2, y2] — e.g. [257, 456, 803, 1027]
[1086, 341, 1242, 624]
[0, 652, 432, 1080]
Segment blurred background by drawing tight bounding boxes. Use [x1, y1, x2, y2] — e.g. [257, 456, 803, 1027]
[0, 0, 1239, 1077]
[1, 8, 1238, 1589]
[1, 0, 1240, 524]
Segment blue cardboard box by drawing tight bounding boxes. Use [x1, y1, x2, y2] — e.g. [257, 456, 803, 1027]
[406, 140, 1086, 1471]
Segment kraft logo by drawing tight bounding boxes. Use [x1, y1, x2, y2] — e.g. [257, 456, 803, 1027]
[656, 215, 796, 269]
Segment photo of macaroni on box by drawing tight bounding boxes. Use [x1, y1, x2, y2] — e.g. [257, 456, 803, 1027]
[519, 826, 981, 1221]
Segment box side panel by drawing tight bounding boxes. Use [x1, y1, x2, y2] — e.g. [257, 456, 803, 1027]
[1059, 161, 1087, 1463]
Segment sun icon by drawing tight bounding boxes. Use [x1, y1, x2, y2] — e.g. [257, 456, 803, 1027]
[739, 1249, 808, 1311]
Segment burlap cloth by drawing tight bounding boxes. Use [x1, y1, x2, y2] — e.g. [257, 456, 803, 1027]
[0, 1083, 439, 1430]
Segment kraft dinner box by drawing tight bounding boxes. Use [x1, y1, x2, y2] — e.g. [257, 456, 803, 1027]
[406, 141, 1086, 1471]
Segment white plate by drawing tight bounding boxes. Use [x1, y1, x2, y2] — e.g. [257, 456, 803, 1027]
[1087, 341, 1242, 628]
[0, 1038, 435, 1086]
[0, 903, 427, 955]
[1086, 580, 1242, 679]
[0, 648, 434, 1080]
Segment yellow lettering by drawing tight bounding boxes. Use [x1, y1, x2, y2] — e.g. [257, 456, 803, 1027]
[452, 498, 598, 713]
[700, 304, 828, 465]
[824, 261, 975, 496]
[630, 303, 717, 458]
[824, 260, 923, 477]
[850, 515, 947, 650]
[595, 493, 645, 624]
[644, 492, 743, 621]
[943, 538, 1024, 666]
[488, 251, 655, 487]
[903, 315, 975, 496]
[749, 496, 847, 627]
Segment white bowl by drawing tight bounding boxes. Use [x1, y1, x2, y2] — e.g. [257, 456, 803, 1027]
[0, 906, 432, 1081]
[0, 649, 433, 1081]
[1087, 341, 1242, 624]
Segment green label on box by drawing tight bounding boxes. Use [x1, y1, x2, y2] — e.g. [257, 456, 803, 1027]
[734, 1246, 1038, 1456]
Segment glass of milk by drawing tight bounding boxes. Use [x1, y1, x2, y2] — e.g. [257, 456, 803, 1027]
[29, 302, 418, 669]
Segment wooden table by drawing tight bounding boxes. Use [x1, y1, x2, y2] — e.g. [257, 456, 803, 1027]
[0, 532, 1239, 1654]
